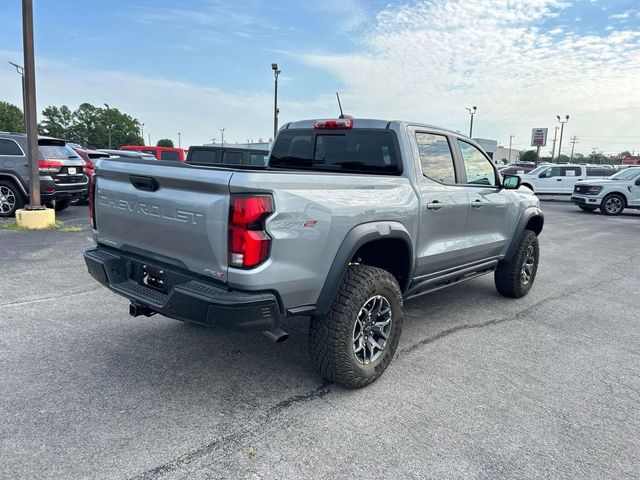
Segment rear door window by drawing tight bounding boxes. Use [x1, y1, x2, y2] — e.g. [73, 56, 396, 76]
[561, 167, 581, 177]
[160, 150, 180, 161]
[415, 132, 456, 184]
[0, 138, 25, 156]
[222, 151, 245, 165]
[270, 129, 400, 174]
[249, 152, 268, 166]
[188, 149, 219, 165]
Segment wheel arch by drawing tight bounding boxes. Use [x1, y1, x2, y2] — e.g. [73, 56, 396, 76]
[503, 207, 544, 262]
[314, 221, 414, 316]
[0, 172, 29, 198]
[603, 190, 629, 206]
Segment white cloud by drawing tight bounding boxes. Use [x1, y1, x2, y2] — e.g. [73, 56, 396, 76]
[299, 0, 640, 153]
[609, 11, 630, 20]
[0, 50, 335, 147]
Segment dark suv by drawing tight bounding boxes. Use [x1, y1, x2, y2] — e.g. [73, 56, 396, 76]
[0, 132, 88, 217]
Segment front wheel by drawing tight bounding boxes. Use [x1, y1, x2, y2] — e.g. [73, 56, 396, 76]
[309, 265, 403, 389]
[599, 194, 625, 216]
[495, 230, 539, 298]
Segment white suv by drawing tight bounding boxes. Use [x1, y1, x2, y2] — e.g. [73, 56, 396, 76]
[571, 166, 640, 215]
[519, 164, 611, 194]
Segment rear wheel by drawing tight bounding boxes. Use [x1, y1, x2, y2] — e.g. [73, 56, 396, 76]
[578, 205, 597, 212]
[309, 265, 403, 389]
[599, 194, 625, 215]
[495, 230, 539, 298]
[0, 180, 25, 218]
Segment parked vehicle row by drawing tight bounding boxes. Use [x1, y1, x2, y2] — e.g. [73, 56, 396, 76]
[120, 145, 188, 162]
[571, 166, 640, 215]
[518, 164, 612, 194]
[84, 117, 543, 388]
[0, 132, 88, 216]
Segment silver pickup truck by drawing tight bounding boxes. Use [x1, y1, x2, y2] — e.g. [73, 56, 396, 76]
[84, 118, 544, 388]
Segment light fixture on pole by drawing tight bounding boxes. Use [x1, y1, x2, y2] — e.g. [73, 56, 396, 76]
[219, 128, 225, 147]
[103, 103, 112, 148]
[8, 61, 27, 132]
[466, 106, 477, 138]
[272, 63, 281, 140]
[556, 115, 569, 161]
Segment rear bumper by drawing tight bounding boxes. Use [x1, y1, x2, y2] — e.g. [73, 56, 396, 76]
[84, 246, 282, 332]
[38, 177, 88, 202]
[571, 194, 602, 206]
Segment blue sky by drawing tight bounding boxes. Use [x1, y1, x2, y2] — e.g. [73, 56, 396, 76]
[1, 0, 639, 153]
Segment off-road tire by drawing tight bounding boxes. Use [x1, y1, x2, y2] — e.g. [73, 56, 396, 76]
[578, 205, 597, 212]
[309, 265, 403, 389]
[599, 194, 625, 216]
[495, 230, 539, 298]
[0, 180, 25, 218]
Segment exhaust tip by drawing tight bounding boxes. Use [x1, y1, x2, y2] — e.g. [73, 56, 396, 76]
[263, 328, 289, 343]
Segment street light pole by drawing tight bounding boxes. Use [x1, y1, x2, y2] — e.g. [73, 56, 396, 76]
[272, 63, 281, 140]
[103, 103, 112, 148]
[22, 0, 41, 208]
[550, 126, 559, 160]
[141, 123, 145, 145]
[178, 132, 181, 148]
[466, 106, 477, 138]
[219, 128, 225, 147]
[8, 61, 27, 133]
[508, 134, 515, 164]
[556, 115, 569, 162]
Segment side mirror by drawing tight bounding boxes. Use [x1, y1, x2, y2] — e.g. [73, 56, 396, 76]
[502, 175, 521, 190]
[636, 178, 640, 186]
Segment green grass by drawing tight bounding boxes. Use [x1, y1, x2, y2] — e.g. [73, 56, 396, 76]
[2, 221, 84, 232]
[244, 447, 257, 459]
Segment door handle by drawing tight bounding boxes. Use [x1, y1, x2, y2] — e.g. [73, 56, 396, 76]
[471, 199, 484, 208]
[556, 178, 562, 181]
[427, 201, 444, 210]
[130, 175, 159, 191]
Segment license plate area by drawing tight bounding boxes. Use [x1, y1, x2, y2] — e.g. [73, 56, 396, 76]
[142, 264, 165, 292]
[68, 167, 77, 175]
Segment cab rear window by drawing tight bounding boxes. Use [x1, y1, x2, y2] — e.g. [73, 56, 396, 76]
[269, 129, 401, 175]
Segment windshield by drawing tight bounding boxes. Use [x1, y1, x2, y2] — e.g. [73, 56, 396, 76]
[611, 167, 640, 181]
[527, 166, 547, 175]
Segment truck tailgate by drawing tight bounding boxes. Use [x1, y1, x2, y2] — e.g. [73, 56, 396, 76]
[94, 159, 232, 282]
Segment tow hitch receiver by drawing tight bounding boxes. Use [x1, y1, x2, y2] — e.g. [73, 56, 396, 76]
[129, 302, 156, 318]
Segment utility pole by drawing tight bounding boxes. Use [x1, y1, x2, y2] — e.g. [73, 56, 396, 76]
[140, 123, 145, 145]
[550, 126, 559, 160]
[508, 134, 515, 164]
[272, 63, 281, 139]
[8, 62, 27, 133]
[22, 0, 41, 208]
[556, 115, 569, 162]
[103, 103, 112, 148]
[466, 106, 477, 137]
[219, 128, 225, 147]
[569, 136, 578, 161]
[148, 132, 151, 147]
[178, 132, 181, 148]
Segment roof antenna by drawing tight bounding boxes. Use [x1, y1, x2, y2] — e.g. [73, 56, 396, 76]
[336, 92, 345, 118]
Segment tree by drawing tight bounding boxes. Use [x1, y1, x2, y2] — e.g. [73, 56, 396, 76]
[0, 101, 24, 133]
[39, 105, 73, 138]
[520, 150, 538, 163]
[156, 138, 174, 147]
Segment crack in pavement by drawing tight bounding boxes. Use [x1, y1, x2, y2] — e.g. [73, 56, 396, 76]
[398, 268, 629, 358]
[129, 381, 332, 480]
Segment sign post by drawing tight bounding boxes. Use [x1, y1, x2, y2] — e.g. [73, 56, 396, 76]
[531, 128, 548, 165]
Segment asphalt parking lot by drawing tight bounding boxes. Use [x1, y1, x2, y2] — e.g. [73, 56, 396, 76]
[1, 202, 639, 480]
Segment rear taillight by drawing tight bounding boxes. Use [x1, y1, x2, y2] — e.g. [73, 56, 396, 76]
[228, 195, 273, 268]
[89, 174, 96, 229]
[38, 160, 62, 173]
[314, 118, 354, 129]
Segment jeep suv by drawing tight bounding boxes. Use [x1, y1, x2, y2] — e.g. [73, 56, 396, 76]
[0, 132, 88, 216]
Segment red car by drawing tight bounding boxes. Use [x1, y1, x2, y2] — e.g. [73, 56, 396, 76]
[120, 145, 187, 162]
[68, 144, 110, 204]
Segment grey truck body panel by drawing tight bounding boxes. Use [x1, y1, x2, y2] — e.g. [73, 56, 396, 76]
[87, 119, 542, 326]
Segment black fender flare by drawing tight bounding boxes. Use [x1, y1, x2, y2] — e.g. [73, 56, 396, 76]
[314, 221, 413, 316]
[504, 207, 544, 261]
